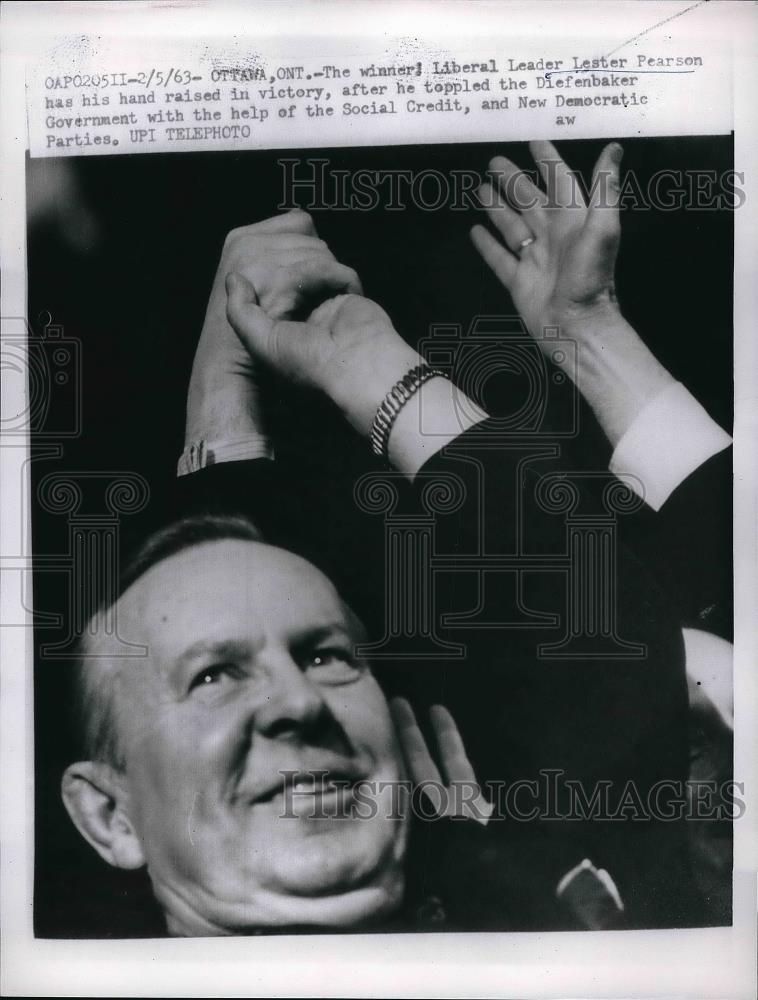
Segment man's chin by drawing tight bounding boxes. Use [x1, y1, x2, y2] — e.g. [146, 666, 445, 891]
[155, 806, 408, 934]
[267, 819, 404, 899]
[161, 863, 405, 936]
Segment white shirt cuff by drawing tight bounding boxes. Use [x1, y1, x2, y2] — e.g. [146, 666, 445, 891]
[177, 436, 274, 477]
[555, 858, 624, 913]
[609, 382, 731, 512]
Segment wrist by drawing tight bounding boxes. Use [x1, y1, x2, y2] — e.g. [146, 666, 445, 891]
[543, 296, 623, 344]
[323, 334, 421, 438]
[564, 307, 677, 449]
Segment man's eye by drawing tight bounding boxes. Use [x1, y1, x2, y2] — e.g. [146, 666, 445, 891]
[188, 663, 243, 695]
[305, 649, 362, 683]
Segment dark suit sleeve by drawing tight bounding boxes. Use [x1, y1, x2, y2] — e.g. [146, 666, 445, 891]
[398, 419, 697, 928]
[617, 447, 732, 640]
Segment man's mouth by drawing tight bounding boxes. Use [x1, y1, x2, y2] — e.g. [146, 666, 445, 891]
[247, 765, 367, 807]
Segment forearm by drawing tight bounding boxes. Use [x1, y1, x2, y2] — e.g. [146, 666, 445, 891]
[561, 302, 676, 451]
[185, 377, 255, 445]
[181, 372, 271, 475]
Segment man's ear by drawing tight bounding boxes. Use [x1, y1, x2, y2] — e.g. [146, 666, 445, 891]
[61, 761, 145, 870]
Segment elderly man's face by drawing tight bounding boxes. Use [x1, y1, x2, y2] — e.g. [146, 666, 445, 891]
[109, 539, 407, 935]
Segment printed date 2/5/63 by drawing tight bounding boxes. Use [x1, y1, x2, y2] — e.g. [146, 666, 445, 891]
[44, 69, 201, 90]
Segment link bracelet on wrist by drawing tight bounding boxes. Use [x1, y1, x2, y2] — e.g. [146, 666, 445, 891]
[370, 364, 449, 462]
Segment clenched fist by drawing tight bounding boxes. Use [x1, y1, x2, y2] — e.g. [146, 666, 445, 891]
[226, 276, 419, 437]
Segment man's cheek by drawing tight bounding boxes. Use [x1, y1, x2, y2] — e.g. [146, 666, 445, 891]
[128, 734, 203, 824]
[321, 705, 396, 797]
[329, 685, 391, 747]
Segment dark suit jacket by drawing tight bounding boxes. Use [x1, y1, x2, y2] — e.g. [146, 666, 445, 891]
[168, 425, 731, 930]
[617, 448, 732, 640]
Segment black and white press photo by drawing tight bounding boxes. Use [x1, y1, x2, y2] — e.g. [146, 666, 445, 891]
[26, 135, 735, 938]
[2, 3, 756, 998]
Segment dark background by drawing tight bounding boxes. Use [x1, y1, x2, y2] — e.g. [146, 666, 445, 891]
[28, 136, 734, 936]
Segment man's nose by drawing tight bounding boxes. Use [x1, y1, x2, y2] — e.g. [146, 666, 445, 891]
[252, 653, 331, 741]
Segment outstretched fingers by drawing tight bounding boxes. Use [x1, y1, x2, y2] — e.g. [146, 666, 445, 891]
[488, 154, 548, 232]
[428, 704, 477, 786]
[529, 139, 583, 209]
[477, 181, 535, 255]
[389, 697, 443, 787]
[471, 151, 551, 285]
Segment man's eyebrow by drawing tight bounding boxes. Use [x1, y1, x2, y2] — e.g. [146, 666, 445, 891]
[171, 624, 357, 663]
[289, 611, 369, 652]
[170, 639, 254, 671]
[290, 622, 358, 647]
[167, 617, 366, 676]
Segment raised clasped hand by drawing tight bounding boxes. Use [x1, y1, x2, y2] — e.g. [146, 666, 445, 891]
[186, 209, 363, 442]
[226, 269, 419, 437]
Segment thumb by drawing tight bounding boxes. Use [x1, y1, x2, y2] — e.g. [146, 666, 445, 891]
[225, 271, 274, 358]
[586, 141, 623, 242]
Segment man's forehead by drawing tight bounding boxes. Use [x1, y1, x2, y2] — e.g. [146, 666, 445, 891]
[111, 538, 350, 653]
